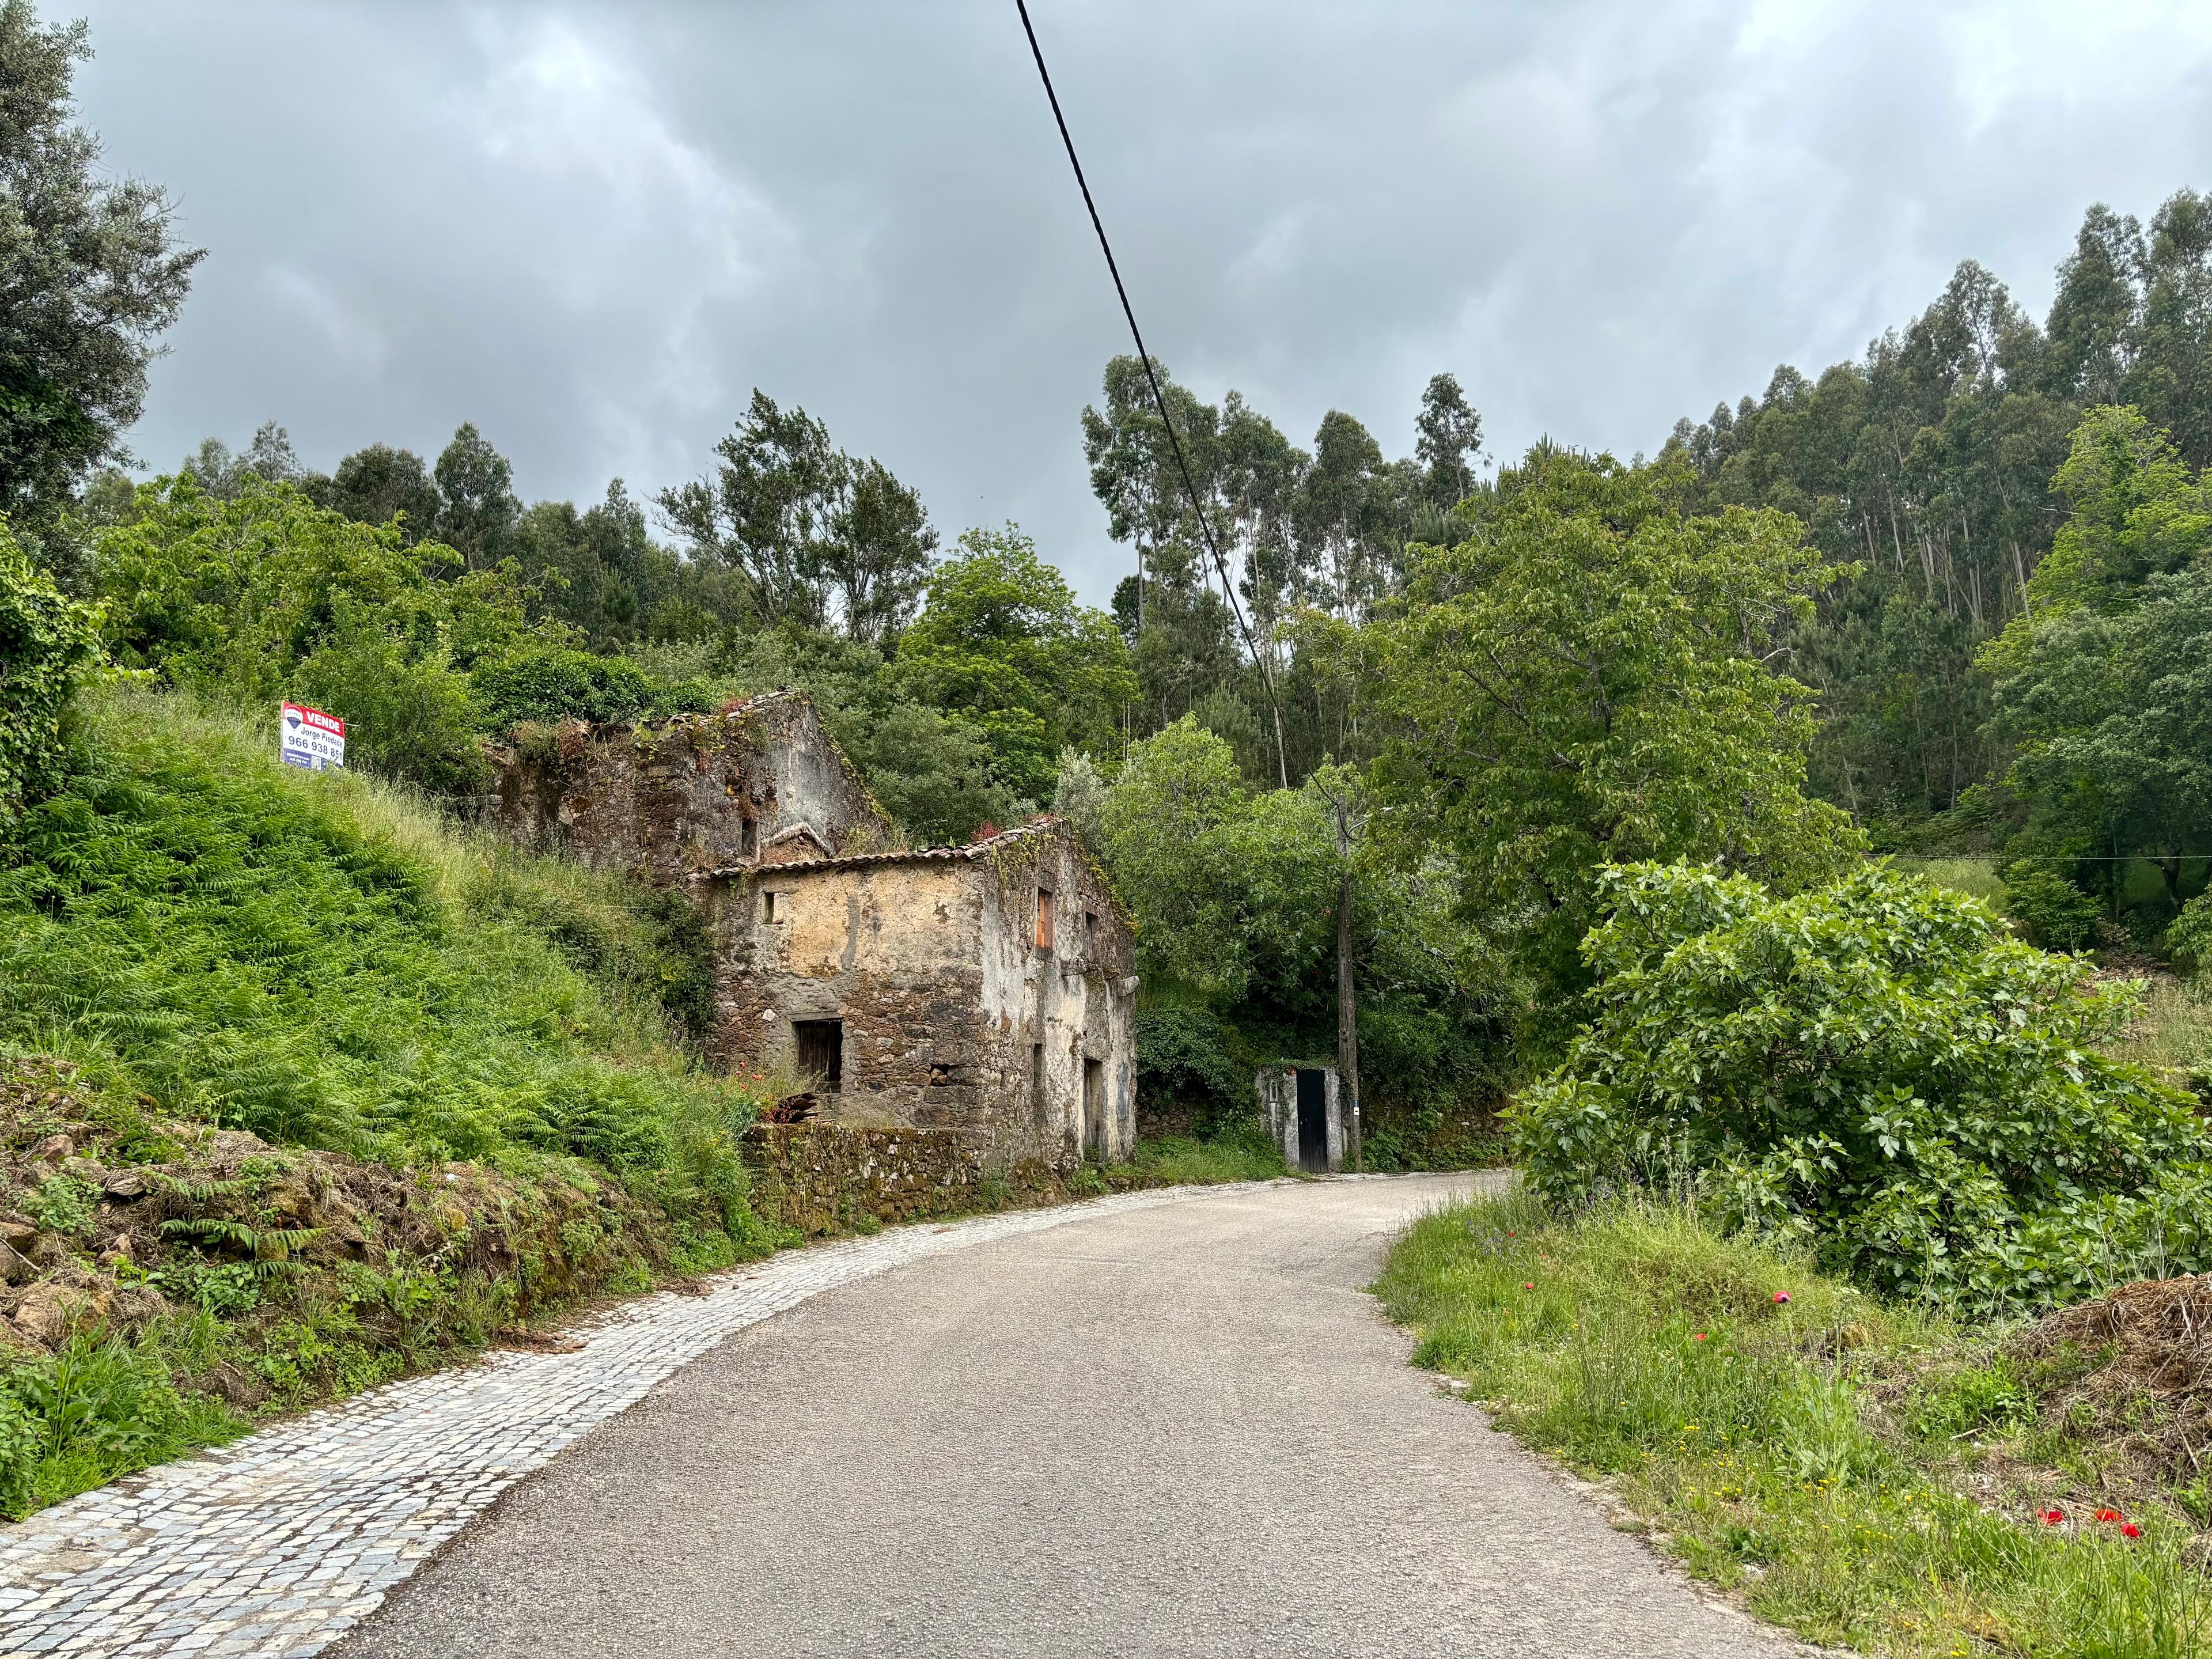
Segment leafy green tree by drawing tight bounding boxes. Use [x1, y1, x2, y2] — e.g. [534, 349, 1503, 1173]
[177, 422, 310, 501]
[0, 515, 97, 820]
[658, 389, 936, 642]
[1094, 716, 1275, 995]
[1514, 861, 2210, 1311]
[1366, 445, 1861, 1012]
[468, 645, 662, 734]
[1983, 407, 2212, 912]
[433, 422, 522, 573]
[832, 700, 1012, 849]
[0, 1, 201, 533]
[91, 475, 540, 788]
[822, 457, 935, 646]
[323, 442, 440, 543]
[1414, 372, 1484, 510]
[1095, 717, 1507, 1113]
[892, 524, 1134, 802]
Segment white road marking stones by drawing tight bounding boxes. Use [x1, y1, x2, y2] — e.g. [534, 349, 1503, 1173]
[0, 1183, 1262, 1658]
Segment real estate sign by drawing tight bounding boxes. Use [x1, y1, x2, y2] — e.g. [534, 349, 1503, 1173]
[279, 702, 346, 771]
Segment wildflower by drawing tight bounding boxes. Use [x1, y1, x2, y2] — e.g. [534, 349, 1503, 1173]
[1693, 1332, 1708, 1342]
[1522, 1281, 1534, 1290]
[2122, 1523, 2141, 1539]
[2094, 1508, 2123, 1524]
[2039, 1508, 2065, 1525]
[1772, 1291, 1790, 1304]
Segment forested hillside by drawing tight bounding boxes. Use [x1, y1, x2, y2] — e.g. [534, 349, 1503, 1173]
[3, 0, 2209, 1191]
[14, 185, 2212, 1138]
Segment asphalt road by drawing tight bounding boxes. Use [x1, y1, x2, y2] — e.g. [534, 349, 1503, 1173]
[334, 1175, 1801, 1658]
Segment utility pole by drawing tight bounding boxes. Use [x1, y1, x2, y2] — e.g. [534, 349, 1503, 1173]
[1331, 785, 1361, 1173]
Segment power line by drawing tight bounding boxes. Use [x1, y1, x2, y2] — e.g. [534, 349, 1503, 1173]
[1013, 0, 1291, 787]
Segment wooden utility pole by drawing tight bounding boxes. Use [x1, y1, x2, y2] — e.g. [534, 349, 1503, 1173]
[1332, 787, 1361, 1173]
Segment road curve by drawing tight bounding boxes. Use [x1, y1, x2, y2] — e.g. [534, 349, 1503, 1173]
[334, 1175, 1798, 1658]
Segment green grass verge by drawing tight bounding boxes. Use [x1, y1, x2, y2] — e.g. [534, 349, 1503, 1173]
[1117, 1128, 1288, 1185]
[1375, 1191, 2211, 1658]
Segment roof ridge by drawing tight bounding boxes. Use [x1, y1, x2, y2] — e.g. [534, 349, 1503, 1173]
[691, 815, 1067, 880]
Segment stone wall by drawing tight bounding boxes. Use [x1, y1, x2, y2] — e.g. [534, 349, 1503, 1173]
[481, 691, 891, 885]
[742, 1124, 992, 1235]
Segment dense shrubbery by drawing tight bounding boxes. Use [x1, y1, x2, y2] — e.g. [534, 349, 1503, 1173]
[1516, 862, 2212, 1310]
[469, 645, 666, 734]
[0, 521, 99, 822]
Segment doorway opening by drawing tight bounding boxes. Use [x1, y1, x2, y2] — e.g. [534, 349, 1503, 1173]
[1082, 1056, 1104, 1161]
[1295, 1067, 1328, 1172]
[793, 1019, 843, 1092]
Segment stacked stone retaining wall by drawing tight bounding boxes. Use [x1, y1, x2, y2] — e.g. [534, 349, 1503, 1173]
[743, 1124, 987, 1236]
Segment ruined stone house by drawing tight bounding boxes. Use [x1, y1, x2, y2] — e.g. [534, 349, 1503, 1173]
[698, 819, 1139, 1166]
[483, 688, 893, 883]
[484, 692, 1138, 1168]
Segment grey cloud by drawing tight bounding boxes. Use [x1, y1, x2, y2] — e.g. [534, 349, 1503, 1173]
[65, 0, 2212, 602]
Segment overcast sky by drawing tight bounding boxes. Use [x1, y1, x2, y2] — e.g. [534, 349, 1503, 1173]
[64, 0, 2212, 604]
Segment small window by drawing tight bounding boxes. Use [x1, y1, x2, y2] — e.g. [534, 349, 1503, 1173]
[1031, 1043, 1047, 1128]
[761, 889, 779, 924]
[794, 1019, 843, 1092]
[1084, 910, 1099, 953]
[740, 816, 757, 858]
[1036, 888, 1055, 950]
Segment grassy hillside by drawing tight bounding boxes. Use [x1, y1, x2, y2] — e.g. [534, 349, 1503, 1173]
[0, 690, 775, 1514]
[1, 688, 760, 1192]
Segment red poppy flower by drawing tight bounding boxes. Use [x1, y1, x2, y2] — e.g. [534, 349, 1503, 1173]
[1693, 1332, 1708, 1342]
[2094, 1508, 2123, 1524]
[1522, 1281, 1534, 1290]
[2040, 1508, 2065, 1525]
[2122, 1523, 2142, 1539]
[1772, 1291, 1790, 1304]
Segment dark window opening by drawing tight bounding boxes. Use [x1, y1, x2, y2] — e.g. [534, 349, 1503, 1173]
[1036, 888, 1055, 950]
[1084, 910, 1098, 955]
[740, 816, 757, 858]
[1031, 1043, 1047, 1128]
[1083, 1056, 1104, 1161]
[761, 889, 779, 924]
[794, 1019, 843, 1092]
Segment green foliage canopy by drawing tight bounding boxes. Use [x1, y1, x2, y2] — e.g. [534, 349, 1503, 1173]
[0, 515, 97, 820]
[1366, 447, 1862, 1010]
[1982, 408, 2212, 912]
[89, 475, 543, 789]
[893, 524, 1135, 804]
[0, 1, 201, 529]
[1515, 862, 2212, 1310]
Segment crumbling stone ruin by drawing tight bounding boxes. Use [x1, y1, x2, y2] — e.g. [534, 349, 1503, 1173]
[482, 689, 893, 884]
[700, 818, 1138, 1166]
[485, 694, 1138, 1172]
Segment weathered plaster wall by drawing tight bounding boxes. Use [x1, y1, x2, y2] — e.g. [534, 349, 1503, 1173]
[704, 822, 1138, 1168]
[482, 691, 889, 884]
[974, 831, 1138, 1166]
